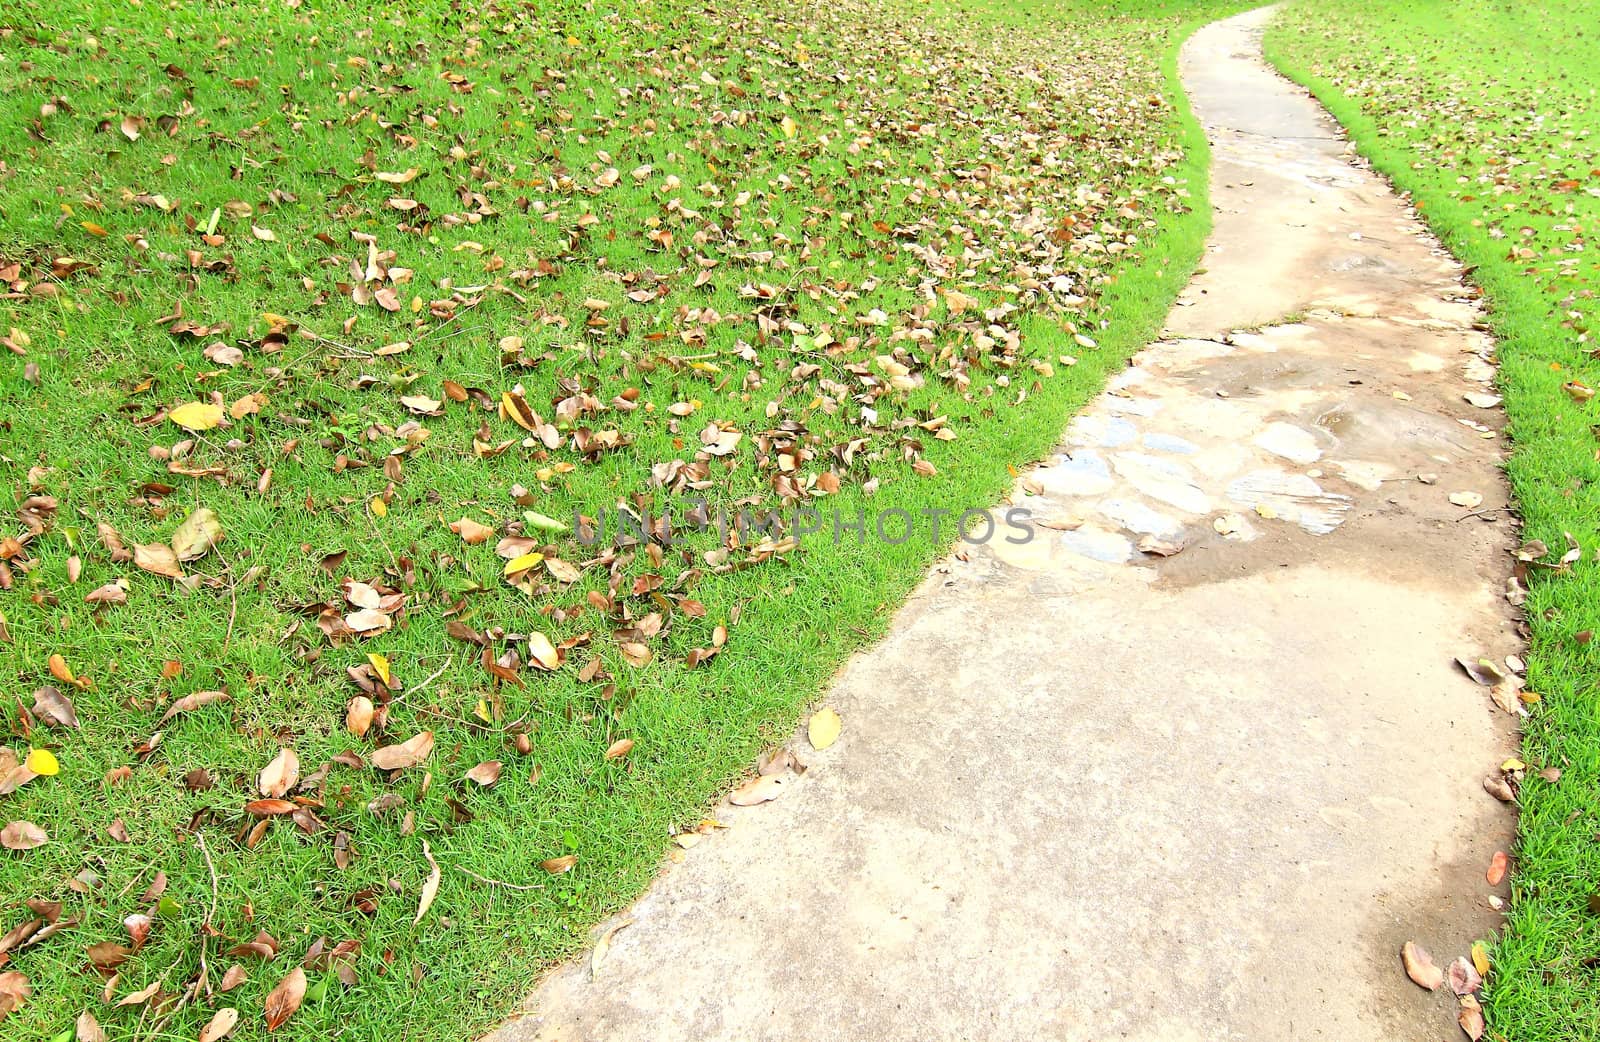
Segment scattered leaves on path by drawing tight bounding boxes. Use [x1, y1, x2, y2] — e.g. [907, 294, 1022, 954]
[1403, 941, 1445, 991]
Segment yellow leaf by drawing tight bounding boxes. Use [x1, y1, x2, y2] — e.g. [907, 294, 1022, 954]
[1471, 942, 1491, 978]
[370, 497, 388, 518]
[807, 707, 842, 751]
[168, 401, 224, 431]
[1501, 757, 1526, 772]
[473, 699, 492, 724]
[367, 652, 391, 687]
[26, 748, 60, 776]
[780, 115, 798, 139]
[529, 632, 559, 670]
[503, 552, 544, 576]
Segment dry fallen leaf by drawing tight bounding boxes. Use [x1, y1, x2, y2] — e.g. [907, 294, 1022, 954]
[0, 971, 31, 1022]
[1486, 850, 1508, 886]
[729, 773, 786, 806]
[116, 978, 162, 1008]
[76, 1010, 107, 1042]
[540, 854, 578, 875]
[133, 543, 184, 579]
[449, 517, 494, 545]
[1455, 657, 1505, 686]
[1448, 955, 1483, 996]
[171, 507, 223, 562]
[371, 731, 434, 770]
[263, 966, 306, 1032]
[1449, 491, 1484, 509]
[603, 738, 634, 761]
[415, 840, 441, 924]
[0, 820, 47, 850]
[346, 696, 375, 737]
[807, 707, 842, 751]
[84, 579, 128, 606]
[1402, 941, 1444, 991]
[160, 689, 229, 724]
[528, 632, 560, 671]
[199, 1007, 241, 1042]
[465, 761, 502, 786]
[258, 748, 299, 799]
[1459, 995, 1485, 1040]
[32, 685, 78, 728]
[1483, 774, 1516, 802]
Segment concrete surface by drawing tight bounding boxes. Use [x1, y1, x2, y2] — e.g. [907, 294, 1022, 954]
[486, 8, 1521, 1040]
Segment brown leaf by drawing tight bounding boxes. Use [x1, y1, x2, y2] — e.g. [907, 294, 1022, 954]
[245, 799, 297, 817]
[1448, 956, 1483, 996]
[32, 685, 79, 728]
[1401, 941, 1444, 991]
[465, 761, 502, 786]
[1483, 774, 1516, 802]
[346, 696, 375, 737]
[0, 971, 31, 1022]
[603, 738, 634, 761]
[263, 966, 306, 1032]
[540, 854, 578, 875]
[0, 820, 47, 850]
[1487, 851, 1509, 886]
[1459, 996, 1485, 1040]
[133, 543, 184, 579]
[159, 689, 229, 724]
[449, 517, 494, 544]
[729, 774, 786, 806]
[85, 941, 132, 970]
[199, 1007, 240, 1042]
[1454, 657, 1504, 686]
[258, 748, 300, 798]
[76, 1010, 108, 1042]
[116, 978, 161, 1008]
[84, 580, 128, 606]
[123, 913, 152, 951]
[414, 840, 441, 924]
[371, 731, 434, 771]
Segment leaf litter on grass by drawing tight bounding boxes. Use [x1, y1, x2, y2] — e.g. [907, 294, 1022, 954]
[0, 0, 1235, 1036]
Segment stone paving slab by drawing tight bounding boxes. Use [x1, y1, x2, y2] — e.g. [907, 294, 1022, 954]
[485, 9, 1520, 1040]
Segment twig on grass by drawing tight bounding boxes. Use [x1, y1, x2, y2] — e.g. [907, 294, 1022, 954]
[457, 865, 544, 891]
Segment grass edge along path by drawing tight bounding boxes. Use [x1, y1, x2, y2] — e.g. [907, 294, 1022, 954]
[1266, 5, 1600, 1040]
[471, 7, 1237, 1032]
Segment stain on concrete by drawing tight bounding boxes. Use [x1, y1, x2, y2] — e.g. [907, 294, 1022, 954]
[485, 9, 1520, 1042]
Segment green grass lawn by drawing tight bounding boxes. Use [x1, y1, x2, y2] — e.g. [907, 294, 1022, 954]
[1267, 3, 1600, 1039]
[0, 0, 1241, 1036]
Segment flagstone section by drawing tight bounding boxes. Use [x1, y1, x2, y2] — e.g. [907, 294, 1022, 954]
[488, 8, 1520, 1040]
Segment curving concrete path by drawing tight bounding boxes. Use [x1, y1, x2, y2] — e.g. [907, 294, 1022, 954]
[487, 8, 1521, 1040]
